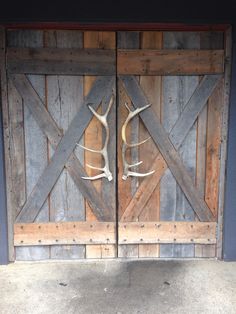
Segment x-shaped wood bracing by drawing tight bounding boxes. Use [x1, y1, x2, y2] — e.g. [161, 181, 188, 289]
[11, 73, 221, 223]
[11, 74, 115, 223]
[120, 75, 222, 222]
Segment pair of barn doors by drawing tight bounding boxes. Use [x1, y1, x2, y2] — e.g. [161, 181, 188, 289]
[2, 28, 230, 261]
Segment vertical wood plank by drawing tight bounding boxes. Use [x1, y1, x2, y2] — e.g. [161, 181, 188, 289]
[160, 32, 199, 258]
[139, 31, 162, 258]
[8, 30, 50, 260]
[217, 28, 232, 259]
[118, 31, 140, 258]
[0, 27, 15, 261]
[45, 30, 85, 259]
[84, 31, 116, 258]
[196, 31, 224, 258]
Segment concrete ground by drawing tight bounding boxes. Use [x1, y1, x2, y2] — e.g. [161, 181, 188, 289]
[0, 260, 236, 314]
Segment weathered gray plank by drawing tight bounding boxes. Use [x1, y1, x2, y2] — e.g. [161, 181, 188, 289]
[159, 70, 179, 257]
[15, 75, 115, 223]
[120, 75, 221, 223]
[45, 30, 85, 259]
[8, 30, 50, 260]
[0, 27, 16, 261]
[7, 47, 116, 75]
[163, 32, 199, 258]
[117, 31, 140, 258]
[217, 28, 231, 259]
[10, 74, 112, 222]
[169, 75, 222, 148]
[120, 75, 214, 222]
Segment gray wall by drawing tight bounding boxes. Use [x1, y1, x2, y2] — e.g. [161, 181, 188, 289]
[223, 26, 236, 260]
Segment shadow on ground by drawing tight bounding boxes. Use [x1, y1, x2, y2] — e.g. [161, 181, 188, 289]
[0, 260, 236, 314]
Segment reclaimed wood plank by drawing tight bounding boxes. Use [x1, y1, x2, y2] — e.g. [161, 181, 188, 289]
[205, 82, 223, 216]
[170, 75, 222, 148]
[84, 31, 116, 258]
[139, 31, 162, 258]
[117, 49, 224, 75]
[217, 27, 232, 259]
[120, 75, 214, 222]
[7, 47, 115, 75]
[45, 30, 85, 259]
[8, 30, 50, 261]
[119, 222, 216, 244]
[15, 75, 114, 223]
[10, 74, 110, 222]
[121, 74, 221, 223]
[14, 222, 116, 246]
[8, 30, 49, 260]
[0, 27, 16, 261]
[167, 32, 199, 258]
[195, 31, 224, 258]
[117, 31, 140, 258]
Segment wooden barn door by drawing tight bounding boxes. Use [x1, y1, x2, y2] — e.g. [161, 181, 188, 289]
[3, 29, 117, 261]
[117, 30, 229, 259]
[2, 28, 230, 261]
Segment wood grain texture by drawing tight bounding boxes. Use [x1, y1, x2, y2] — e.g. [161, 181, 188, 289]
[121, 74, 221, 223]
[195, 31, 224, 258]
[205, 80, 223, 215]
[117, 49, 224, 75]
[15, 75, 114, 223]
[0, 27, 16, 261]
[84, 31, 116, 259]
[119, 222, 216, 244]
[14, 222, 116, 246]
[45, 30, 85, 259]
[121, 75, 214, 222]
[217, 28, 232, 259]
[7, 30, 50, 261]
[10, 74, 110, 223]
[139, 31, 162, 258]
[7, 47, 115, 75]
[161, 32, 199, 257]
[117, 31, 140, 258]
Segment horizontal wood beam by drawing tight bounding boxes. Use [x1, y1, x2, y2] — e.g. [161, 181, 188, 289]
[14, 221, 216, 246]
[3, 23, 230, 32]
[14, 222, 116, 246]
[119, 222, 217, 244]
[7, 48, 115, 75]
[118, 49, 224, 75]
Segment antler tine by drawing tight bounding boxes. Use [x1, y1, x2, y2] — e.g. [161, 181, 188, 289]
[104, 93, 114, 117]
[81, 173, 106, 180]
[129, 136, 151, 148]
[86, 164, 104, 171]
[77, 143, 101, 154]
[121, 103, 155, 180]
[124, 101, 131, 113]
[122, 169, 155, 180]
[128, 160, 143, 168]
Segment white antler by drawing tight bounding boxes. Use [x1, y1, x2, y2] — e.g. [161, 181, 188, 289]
[78, 94, 114, 181]
[121, 102, 155, 180]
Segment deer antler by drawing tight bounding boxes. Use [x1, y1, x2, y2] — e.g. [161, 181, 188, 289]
[121, 102, 155, 180]
[78, 94, 114, 181]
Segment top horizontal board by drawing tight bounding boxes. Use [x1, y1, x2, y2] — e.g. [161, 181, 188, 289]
[7, 47, 116, 75]
[117, 49, 224, 75]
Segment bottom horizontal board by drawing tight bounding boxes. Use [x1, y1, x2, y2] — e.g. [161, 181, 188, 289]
[14, 222, 116, 246]
[119, 222, 217, 245]
[14, 221, 217, 246]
